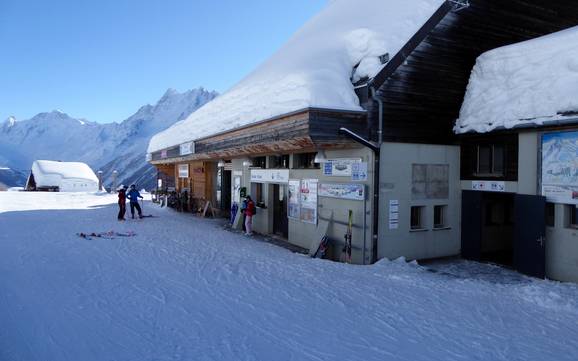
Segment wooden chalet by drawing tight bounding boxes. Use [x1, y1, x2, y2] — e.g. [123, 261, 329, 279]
[148, 0, 578, 276]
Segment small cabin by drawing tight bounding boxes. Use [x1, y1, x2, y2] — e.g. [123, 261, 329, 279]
[25, 160, 99, 192]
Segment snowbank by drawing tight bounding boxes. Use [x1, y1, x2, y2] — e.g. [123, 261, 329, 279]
[455, 25, 578, 134]
[31, 160, 99, 192]
[0, 191, 115, 213]
[148, 0, 445, 152]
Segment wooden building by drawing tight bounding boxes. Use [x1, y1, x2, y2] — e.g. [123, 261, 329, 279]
[148, 0, 578, 276]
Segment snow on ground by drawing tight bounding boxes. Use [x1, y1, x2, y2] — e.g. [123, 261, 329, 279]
[1, 193, 578, 361]
[455, 25, 578, 134]
[148, 0, 445, 153]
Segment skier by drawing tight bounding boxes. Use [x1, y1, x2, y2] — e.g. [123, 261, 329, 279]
[117, 185, 127, 221]
[240, 197, 248, 232]
[244, 195, 256, 236]
[127, 184, 144, 219]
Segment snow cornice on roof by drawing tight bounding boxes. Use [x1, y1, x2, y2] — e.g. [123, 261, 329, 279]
[147, 0, 447, 154]
[455, 25, 578, 134]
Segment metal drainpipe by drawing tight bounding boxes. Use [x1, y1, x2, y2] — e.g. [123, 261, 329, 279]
[338, 86, 384, 264]
[370, 86, 383, 264]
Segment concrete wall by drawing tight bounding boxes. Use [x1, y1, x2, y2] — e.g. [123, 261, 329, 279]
[378, 142, 461, 261]
[228, 148, 375, 264]
[288, 148, 374, 264]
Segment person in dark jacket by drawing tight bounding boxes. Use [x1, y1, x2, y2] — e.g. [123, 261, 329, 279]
[127, 184, 144, 219]
[244, 195, 256, 236]
[117, 185, 127, 221]
[240, 198, 248, 232]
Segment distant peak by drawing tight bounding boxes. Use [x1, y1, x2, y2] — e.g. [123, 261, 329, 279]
[163, 88, 179, 97]
[4, 116, 16, 127]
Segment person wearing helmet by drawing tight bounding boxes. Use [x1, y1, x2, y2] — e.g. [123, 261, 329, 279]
[117, 185, 127, 221]
[127, 184, 144, 219]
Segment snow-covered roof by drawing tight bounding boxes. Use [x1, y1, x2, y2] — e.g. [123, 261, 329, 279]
[455, 25, 578, 134]
[32, 160, 98, 186]
[148, 0, 445, 153]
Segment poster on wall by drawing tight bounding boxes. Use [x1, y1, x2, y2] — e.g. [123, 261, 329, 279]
[288, 179, 301, 219]
[542, 131, 578, 204]
[300, 179, 318, 224]
[318, 183, 365, 201]
[233, 176, 241, 203]
[323, 158, 362, 176]
[389, 199, 399, 230]
[178, 164, 189, 178]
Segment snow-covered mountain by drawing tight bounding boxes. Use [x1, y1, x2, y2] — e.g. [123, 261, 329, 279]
[0, 88, 218, 189]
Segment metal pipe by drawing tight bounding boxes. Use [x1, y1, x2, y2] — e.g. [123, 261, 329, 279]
[371, 87, 384, 147]
[338, 127, 380, 264]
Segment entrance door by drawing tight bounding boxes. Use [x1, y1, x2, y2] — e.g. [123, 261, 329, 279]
[221, 170, 232, 212]
[513, 194, 546, 278]
[461, 190, 483, 260]
[273, 184, 288, 238]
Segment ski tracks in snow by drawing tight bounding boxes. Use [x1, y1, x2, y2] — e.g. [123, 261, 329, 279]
[1, 195, 578, 360]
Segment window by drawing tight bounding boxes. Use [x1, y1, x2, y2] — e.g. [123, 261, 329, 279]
[269, 155, 289, 169]
[434, 205, 447, 229]
[566, 205, 578, 228]
[410, 206, 425, 230]
[251, 183, 264, 206]
[251, 157, 267, 169]
[476, 144, 505, 176]
[294, 153, 320, 169]
[546, 203, 555, 227]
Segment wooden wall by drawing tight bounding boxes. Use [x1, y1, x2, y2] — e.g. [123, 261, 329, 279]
[173, 161, 216, 206]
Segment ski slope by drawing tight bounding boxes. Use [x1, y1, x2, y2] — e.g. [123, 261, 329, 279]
[1, 192, 578, 361]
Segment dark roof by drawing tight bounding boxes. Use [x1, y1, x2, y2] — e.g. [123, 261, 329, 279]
[358, 0, 578, 144]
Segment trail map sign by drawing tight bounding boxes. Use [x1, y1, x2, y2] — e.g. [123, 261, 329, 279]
[542, 131, 578, 203]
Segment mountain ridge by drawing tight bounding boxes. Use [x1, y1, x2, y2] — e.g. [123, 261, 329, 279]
[0, 87, 218, 189]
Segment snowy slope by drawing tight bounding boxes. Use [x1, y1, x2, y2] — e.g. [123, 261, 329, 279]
[455, 25, 578, 134]
[1, 192, 578, 360]
[0, 88, 217, 188]
[148, 0, 445, 153]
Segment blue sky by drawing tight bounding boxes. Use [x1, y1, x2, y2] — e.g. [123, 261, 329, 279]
[0, 0, 326, 123]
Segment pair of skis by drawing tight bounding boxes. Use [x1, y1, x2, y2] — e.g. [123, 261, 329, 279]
[77, 231, 136, 240]
[342, 210, 353, 263]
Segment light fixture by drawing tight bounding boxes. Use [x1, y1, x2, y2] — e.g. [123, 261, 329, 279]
[242, 159, 253, 167]
[314, 150, 328, 163]
[217, 160, 225, 168]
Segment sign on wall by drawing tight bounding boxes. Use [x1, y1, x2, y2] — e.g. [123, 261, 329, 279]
[389, 199, 399, 230]
[180, 142, 195, 156]
[250, 169, 290, 184]
[542, 131, 578, 204]
[288, 179, 301, 219]
[318, 183, 365, 201]
[161, 150, 168, 159]
[178, 164, 189, 178]
[351, 162, 368, 181]
[323, 158, 362, 176]
[300, 179, 318, 224]
[471, 180, 505, 192]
